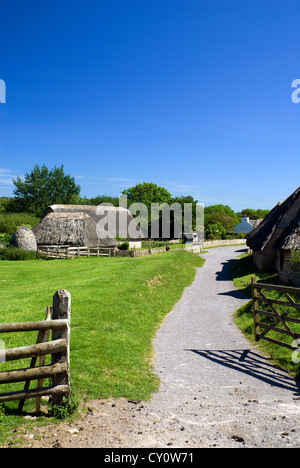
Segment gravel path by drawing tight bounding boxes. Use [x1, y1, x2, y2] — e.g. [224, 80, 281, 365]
[24, 246, 300, 448]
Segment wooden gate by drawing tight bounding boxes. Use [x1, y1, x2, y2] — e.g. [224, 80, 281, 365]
[0, 290, 71, 413]
[252, 276, 300, 351]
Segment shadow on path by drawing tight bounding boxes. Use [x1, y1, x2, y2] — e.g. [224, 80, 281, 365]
[214, 256, 251, 300]
[215, 259, 237, 282]
[187, 348, 300, 397]
[218, 289, 248, 300]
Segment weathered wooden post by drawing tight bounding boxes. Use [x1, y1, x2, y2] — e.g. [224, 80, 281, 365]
[51, 289, 71, 406]
[252, 276, 260, 342]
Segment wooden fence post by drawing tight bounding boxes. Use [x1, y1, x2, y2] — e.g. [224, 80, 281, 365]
[51, 290, 71, 406]
[252, 276, 260, 342]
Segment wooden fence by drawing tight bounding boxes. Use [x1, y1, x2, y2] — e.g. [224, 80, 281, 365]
[38, 245, 114, 259]
[38, 243, 205, 259]
[252, 276, 300, 351]
[0, 290, 71, 413]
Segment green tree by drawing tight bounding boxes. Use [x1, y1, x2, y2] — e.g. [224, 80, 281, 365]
[122, 182, 173, 239]
[89, 195, 120, 207]
[204, 204, 238, 219]
[123, 182, 172, 207]
[237, 208, 270, 220]
[205, 212, 237, 232]
[171, 195, 200, 233]
[204, 204, 239, 238]
[205, 222, 227, 240]
[76, 195, 120, 207]
[10, 164, 81, 218]
[0, 198, 9, 213]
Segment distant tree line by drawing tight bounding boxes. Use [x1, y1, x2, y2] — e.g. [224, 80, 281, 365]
[0, 164, 270, 240]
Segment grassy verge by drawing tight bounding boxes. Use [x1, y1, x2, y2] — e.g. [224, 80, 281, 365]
[0, 250, 205, 444]
[231, 254, 300, 379]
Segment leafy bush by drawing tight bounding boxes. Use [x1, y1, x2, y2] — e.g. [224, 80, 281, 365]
[205, 222, 227, 240]
[0, 247, 39, 261]
[0, 213, 40, 235]
[291, 249, 300, 263]
[291, 249, 300, 279]
[117, 241, 130, 250]
[0, 233, 12, 246]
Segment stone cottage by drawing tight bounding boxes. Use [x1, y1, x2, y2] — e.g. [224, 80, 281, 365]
[246, 187, 300, 286]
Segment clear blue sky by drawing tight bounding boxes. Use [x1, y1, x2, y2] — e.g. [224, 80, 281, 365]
[0, 0, 299, 211]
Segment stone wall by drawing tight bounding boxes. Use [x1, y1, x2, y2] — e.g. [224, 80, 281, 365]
[115, 248, 170, 258]
[115, 240, 246, 258]
[277, 251, 291, 283]
[291, 264, 300, 287]
[252, 250, 277, 272]
[277, 250, 300, 286]
[203, 239, 246, 248]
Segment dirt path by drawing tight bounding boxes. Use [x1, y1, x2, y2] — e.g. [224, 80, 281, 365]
[22, 247, 300, 448]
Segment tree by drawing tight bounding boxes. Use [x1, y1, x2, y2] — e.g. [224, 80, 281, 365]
[88, 195, 120, 207]
[122, 182, 173, 207]
[122, 182, 173, 238]
[205, 212, 237, 232]
[204, 222, 227, 240]
[0, 198, 9, 213]
[10, 164, 81, 218]
[204, 204, 238, 219]
[171, 195, 200, 233]
[237, 208, 270, 220]
[204, 204, 239, 239]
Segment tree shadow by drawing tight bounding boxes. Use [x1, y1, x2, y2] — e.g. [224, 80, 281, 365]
[215, 259, 237, 282]
[215, 256, 251, 299]
[215, 248, 249, 283]
[218, 289, 248, 300]
[187, 348, 300, 396]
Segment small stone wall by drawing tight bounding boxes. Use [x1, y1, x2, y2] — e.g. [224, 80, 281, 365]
[115, 248, 168, 258]
[115, 240, 246, 258]
[203, 239, 246, 248]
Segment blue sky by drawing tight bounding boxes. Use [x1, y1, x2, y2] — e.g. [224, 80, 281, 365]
[0, 0, 299, 211]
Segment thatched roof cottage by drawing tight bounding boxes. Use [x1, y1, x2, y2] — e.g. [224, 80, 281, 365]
[246, 187, 300, 286]
[33, 204, 142, 248]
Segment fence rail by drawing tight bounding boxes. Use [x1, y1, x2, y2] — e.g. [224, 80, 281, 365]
[38, 242, 206, 259]
[0, 290, 71, 413]
[38, 245, 113, 259]
[252, 276, 300, 351]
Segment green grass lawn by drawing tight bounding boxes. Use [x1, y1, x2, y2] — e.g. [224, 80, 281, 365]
[231, 254, 300, 379]
[0, 250, 205, 444]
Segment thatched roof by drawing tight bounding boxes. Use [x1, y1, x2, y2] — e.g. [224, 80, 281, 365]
[247, 187, 300, 251]
[246, 202, 283, 251]
[274, 218, 300, 250]
[46, 204, 142, 239]
[249, 219, 263, 229]
[33, 212, 117, 248]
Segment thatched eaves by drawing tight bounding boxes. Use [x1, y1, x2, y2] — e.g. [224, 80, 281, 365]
[274, 217, 300, 251]
[249, 219, 263, 229]
[246, 187, 300, 251]
[46, 204, 142, 239]
[33, 212, 117, 248]
[246, 202, 283, 251]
